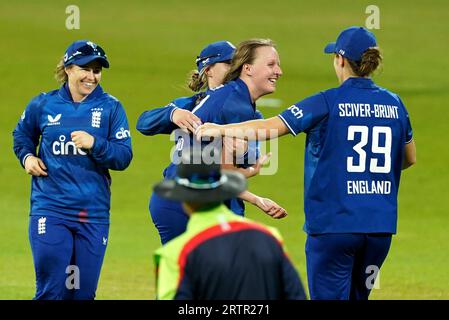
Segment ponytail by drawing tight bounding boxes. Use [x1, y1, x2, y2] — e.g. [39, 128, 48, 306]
[347, 47, 382, 77]
[187, 70, 208, 92]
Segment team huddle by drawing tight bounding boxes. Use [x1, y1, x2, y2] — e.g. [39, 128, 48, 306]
[13, 26, 416, 300]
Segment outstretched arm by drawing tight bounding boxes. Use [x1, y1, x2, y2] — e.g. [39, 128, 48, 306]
[196, 116, 289, 141]
[239, 191, 287, 219]
[136, 96, 202, 136]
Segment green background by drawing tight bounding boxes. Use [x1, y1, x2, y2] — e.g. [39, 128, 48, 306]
[1, 0, 448, 299]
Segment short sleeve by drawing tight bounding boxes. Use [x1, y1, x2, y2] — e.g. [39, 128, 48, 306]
[397, 96, 413, 144]
[278, 93, 329, 136]
[405, 111, 413, 144]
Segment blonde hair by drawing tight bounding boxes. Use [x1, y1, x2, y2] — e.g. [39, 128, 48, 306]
[224, 39, 275, 83]
[187, 69, 208, 92]
[54, 57, 68, 84]
[347, 47, 382, 77]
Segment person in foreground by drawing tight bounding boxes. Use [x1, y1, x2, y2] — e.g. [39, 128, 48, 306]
[153, 149, 306, 300]
[196, 26, 416, 300]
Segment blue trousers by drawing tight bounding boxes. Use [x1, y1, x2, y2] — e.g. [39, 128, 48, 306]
[149, 193, 189, 245]
[305, 233, 392, 300]
[29, 215, 109, 300]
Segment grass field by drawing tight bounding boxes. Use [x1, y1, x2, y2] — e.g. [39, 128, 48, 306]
[1, 0, 448, 299]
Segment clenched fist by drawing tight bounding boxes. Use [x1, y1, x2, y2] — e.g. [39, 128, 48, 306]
[71, 131, 95, 150]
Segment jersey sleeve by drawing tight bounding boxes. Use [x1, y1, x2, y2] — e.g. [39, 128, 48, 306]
[395, 95, 413, 144]
[278, 92, 329, 136]
[136, 95, 198, 136]
[90, 101, 133, 170]
[405, 113, 413, 144]
[12, 94, 44, 167]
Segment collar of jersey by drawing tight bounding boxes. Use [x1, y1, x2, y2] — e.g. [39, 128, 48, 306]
[58, 83, 104, 103]
[234, 78, 256, 109]
[340, 77, 376, 89]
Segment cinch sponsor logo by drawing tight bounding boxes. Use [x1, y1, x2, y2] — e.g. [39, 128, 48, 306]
[47, 114, 62, 126]
[288, 105, 303, 119]
[52, 135, 87, 156]
[115, 127, 130, 139]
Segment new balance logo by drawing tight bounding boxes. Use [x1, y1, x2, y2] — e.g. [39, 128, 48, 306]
[102, 237, 108, 246]
[38, 217, 46, 234]
[47, 114, 62, 126]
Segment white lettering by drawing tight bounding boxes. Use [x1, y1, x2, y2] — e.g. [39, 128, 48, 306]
[52, 135, 87, 156]
[288, 105, 303, 119]
[366, 265, 381, 289]
[347, 180, 392, 195]
[65, 5, 80, 30]
[339, 103, 398, 119]
[65, 265, 80, 290]
[365, 5, 380, 30]
[115, 127, 131, 139]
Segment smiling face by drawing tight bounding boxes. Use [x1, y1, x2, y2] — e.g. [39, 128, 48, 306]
[242, 46, 282, 101]
[65, 60, 102, 102]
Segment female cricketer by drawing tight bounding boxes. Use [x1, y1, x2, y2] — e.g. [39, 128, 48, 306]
[136, 40, 287, 244]
[13, 40, 133, 299]
[196, 27, 416, 300]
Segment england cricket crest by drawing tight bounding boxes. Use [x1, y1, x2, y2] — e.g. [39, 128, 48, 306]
[91, 107, 103, 128]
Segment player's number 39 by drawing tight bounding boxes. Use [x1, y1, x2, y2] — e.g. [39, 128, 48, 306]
[347, 125, 392, 174]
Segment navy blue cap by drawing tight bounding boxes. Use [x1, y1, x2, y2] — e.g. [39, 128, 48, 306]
[195, 41, 236, 72]
[63, 40, 109, 68]
[324, 27, 377, 61]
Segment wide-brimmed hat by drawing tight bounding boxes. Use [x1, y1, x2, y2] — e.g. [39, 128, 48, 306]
[153, 150, 246, 203]
[63, 40, 109, 68]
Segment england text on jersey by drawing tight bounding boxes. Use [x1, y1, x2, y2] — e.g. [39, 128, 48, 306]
[347, 180, 391, 195]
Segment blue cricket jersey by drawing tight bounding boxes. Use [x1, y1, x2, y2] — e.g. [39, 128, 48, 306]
[278, 77, 413, 234]
[136, 93, 204, 136]
[136, 80, 261, 215]
[13, 84, 133, 224]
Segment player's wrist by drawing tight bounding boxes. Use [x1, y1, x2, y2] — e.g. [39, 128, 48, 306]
[22, 153, 35, 168]
[170, 107, 179, 123]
